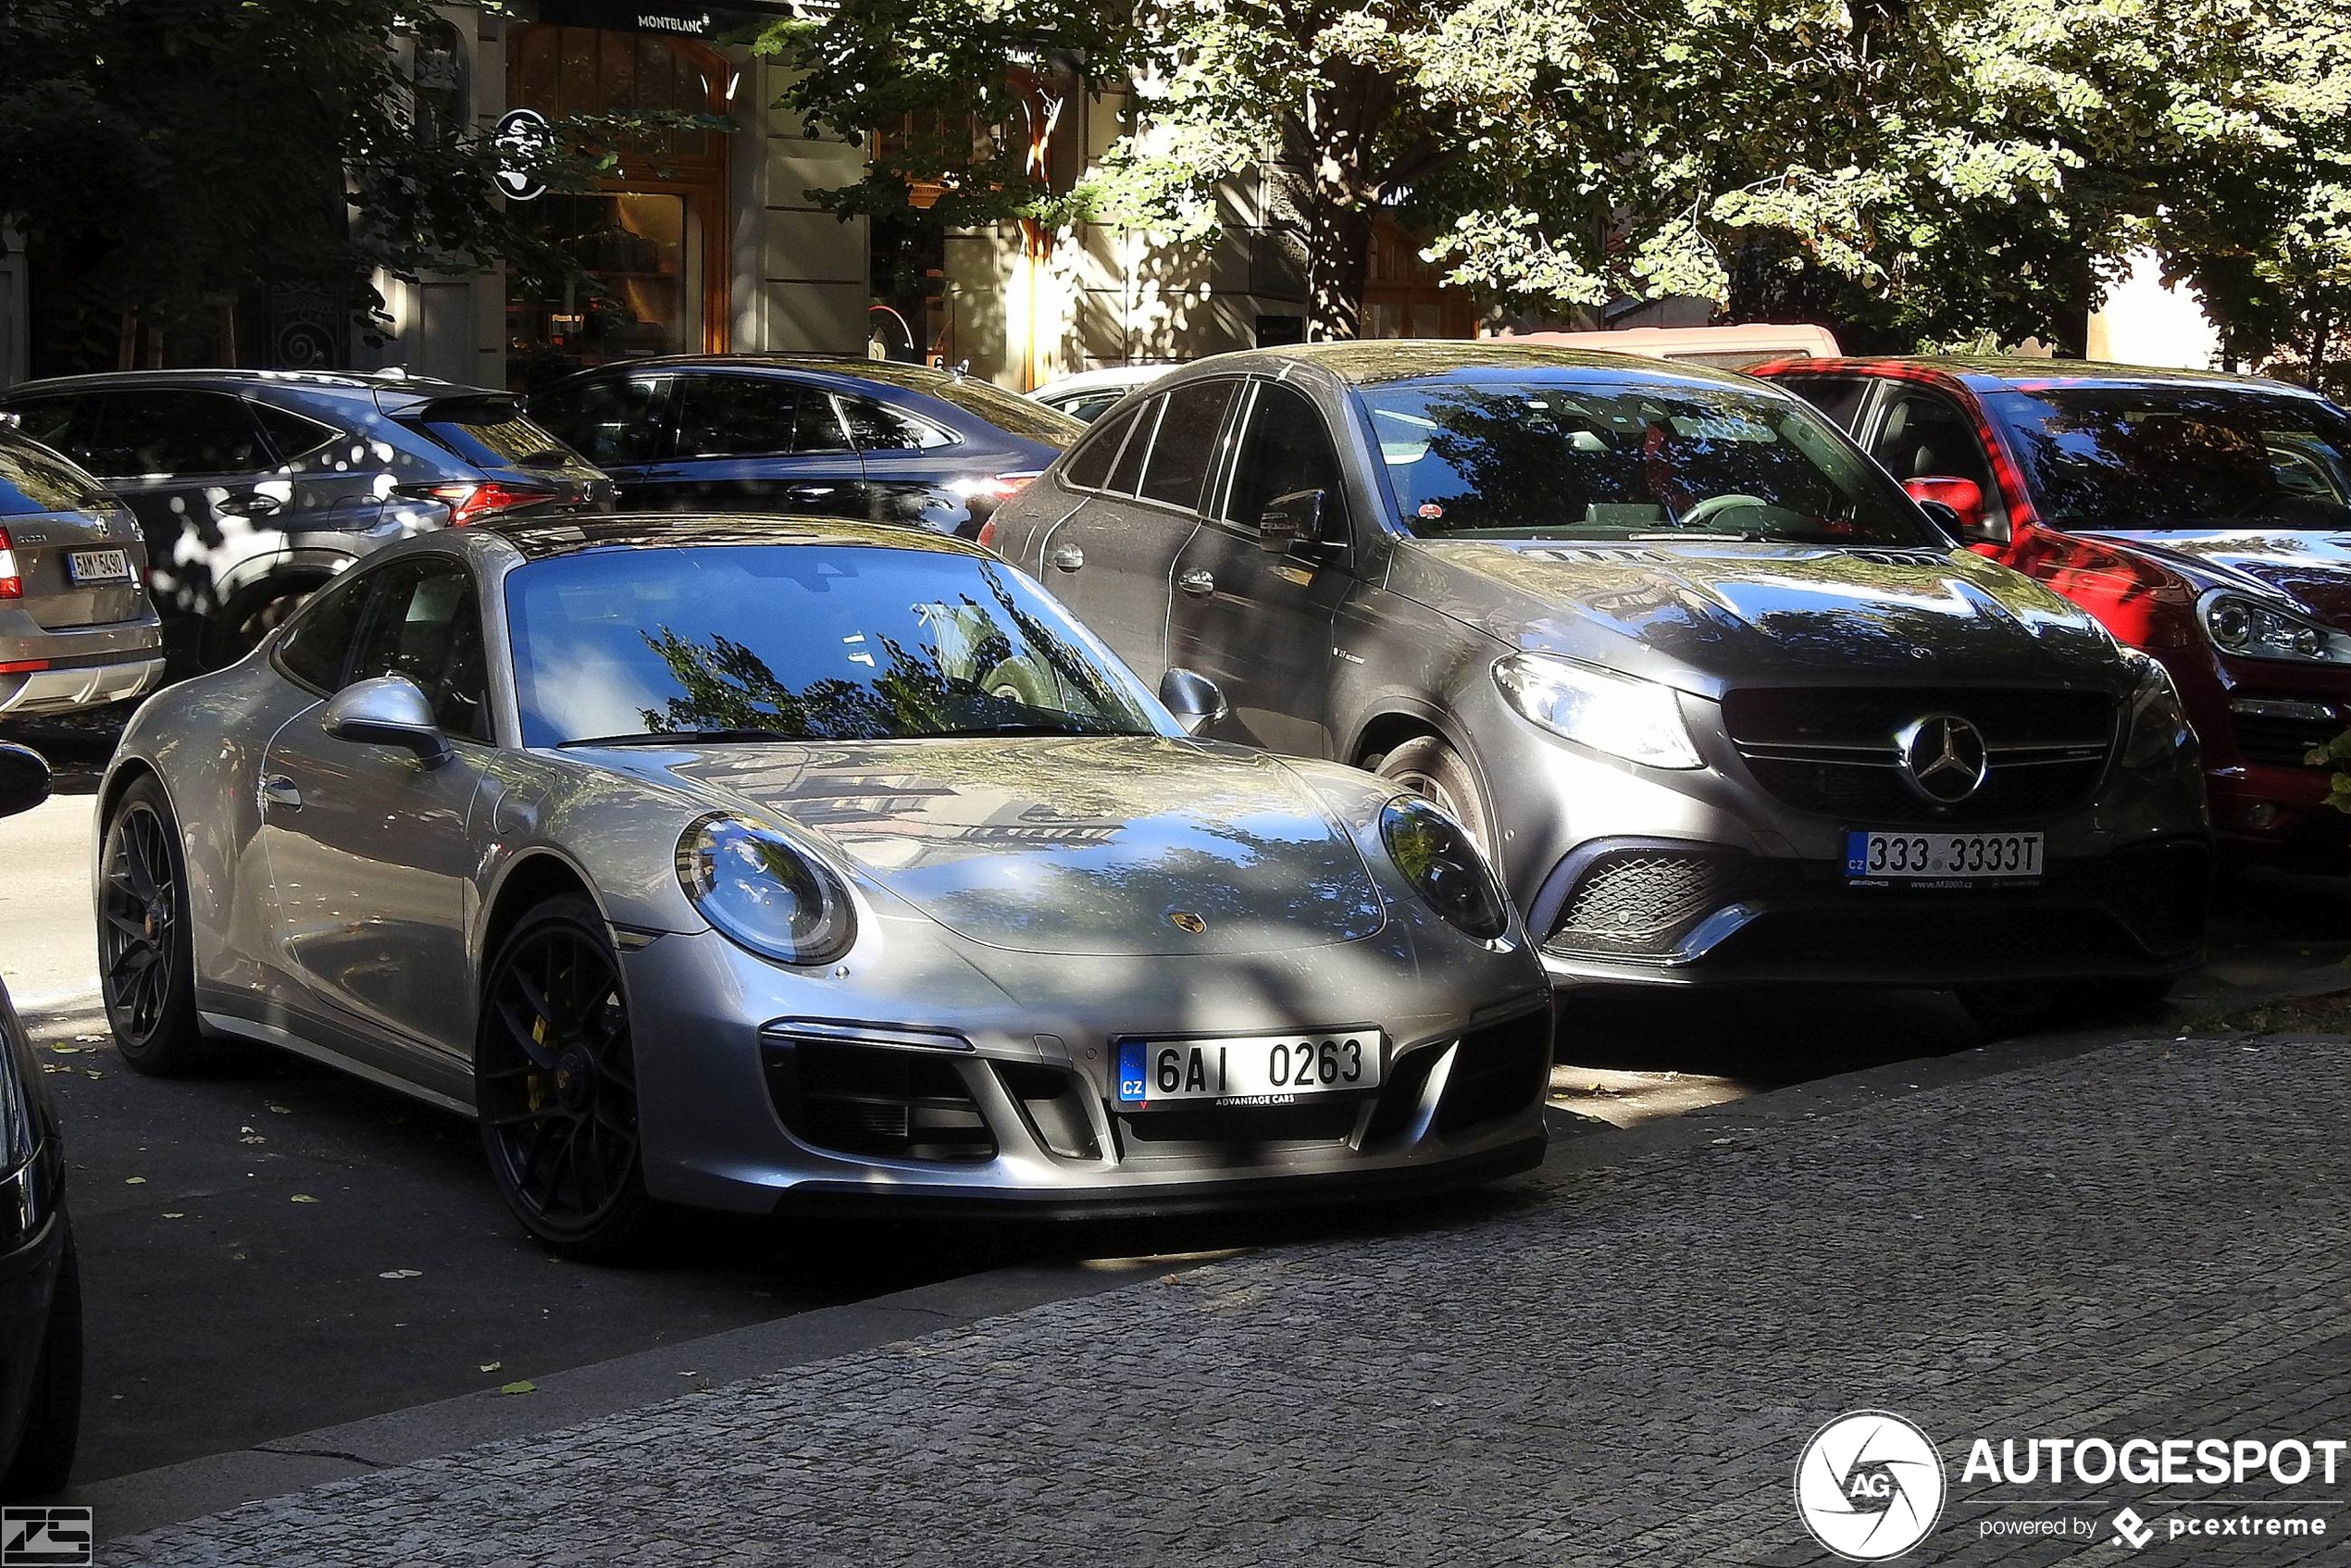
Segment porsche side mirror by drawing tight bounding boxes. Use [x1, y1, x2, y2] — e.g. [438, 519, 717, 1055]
[1257, 489, 1325, 554]
[323, 676, 452, 766]
[1158, 667, 1228, 736]
[1904, 476, 1998, 542]
[0, 744, 51, 819]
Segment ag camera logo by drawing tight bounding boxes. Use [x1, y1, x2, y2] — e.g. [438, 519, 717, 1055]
[1796, 1411, 1947, 1561]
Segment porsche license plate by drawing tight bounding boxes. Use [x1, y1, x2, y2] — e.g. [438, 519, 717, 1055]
[1115, 1030, 1385, 1108]
[67, 548, 131, 585]
[1845, 829, 2044, 882]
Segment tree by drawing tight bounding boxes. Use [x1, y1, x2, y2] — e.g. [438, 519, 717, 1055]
[0, 0, 712, 372]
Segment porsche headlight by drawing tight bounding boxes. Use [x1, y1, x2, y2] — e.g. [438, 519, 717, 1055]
[2119, 655, 2197, 771]
[675, 815, 857, 965]
[2199, 591, 2351, 666]
[1493, 653, 1702, 769]
[1380, 796, 1511, 941]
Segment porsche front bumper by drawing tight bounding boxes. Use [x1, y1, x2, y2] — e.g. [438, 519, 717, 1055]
[620, 926, 1551, 1216]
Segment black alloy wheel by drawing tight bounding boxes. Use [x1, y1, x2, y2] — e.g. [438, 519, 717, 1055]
[97, 780, 205, 1074]
[477, 895, 657, 1260]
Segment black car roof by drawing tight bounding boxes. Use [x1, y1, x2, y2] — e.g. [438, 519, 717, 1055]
[549, 355, 973, 394]
[476, 514, 998, 564]
[0, 367, 500, 411]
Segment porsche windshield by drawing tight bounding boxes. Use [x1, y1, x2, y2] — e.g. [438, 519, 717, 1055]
[1357, 377, 1934, 545]
[1985, 385, 2351, 530]
[507, 544, 1163, 748]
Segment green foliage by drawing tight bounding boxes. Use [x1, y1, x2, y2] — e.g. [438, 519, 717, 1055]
[775, 0, 2348, 351]
[0, 0, 719, 368]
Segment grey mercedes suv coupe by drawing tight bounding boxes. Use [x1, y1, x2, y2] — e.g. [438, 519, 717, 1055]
[984, 342, 2212, 1027]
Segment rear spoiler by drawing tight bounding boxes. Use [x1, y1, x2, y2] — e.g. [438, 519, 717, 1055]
[375, 389, 521, 424]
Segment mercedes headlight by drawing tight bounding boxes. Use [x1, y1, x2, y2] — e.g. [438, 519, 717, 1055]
[1380, 796, 1511, 942]
[2119, 655, 2197, 771]
[2199, 591, 2351, 666]
[1493, 653, 1702, 769]
[675, 815, 858, 965]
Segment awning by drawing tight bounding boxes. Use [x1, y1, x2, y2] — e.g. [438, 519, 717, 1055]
[529, 0, 827, 39]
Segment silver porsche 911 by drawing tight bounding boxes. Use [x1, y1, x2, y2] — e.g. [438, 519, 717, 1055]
[93, 516, 1552, 1256]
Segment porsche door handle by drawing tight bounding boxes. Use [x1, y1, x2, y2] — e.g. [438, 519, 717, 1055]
[1049, 543, 1085, 572]
[1177, 568, 1216, 597]
[259, 775, 303, 812]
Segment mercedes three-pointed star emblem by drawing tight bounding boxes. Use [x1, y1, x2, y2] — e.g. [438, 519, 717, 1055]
[1895, 714, 1990, 804]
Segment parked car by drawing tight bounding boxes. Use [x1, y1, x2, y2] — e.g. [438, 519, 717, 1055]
[0, 369, 611, 670]
[0, 744, 81, 1499]
[1753, 356, 2351, 865]
[1030, 365, 1176, 423]
[93, 515, 1551, 1257]
[0, 422, 165, 716]
[527, 356, 1080, 536]
[983, 342, 2213, 1028]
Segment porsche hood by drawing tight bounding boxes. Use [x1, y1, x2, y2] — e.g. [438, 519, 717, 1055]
[620, 735, 1390, 957]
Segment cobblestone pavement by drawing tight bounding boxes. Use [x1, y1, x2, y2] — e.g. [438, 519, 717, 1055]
[106, 1033, 2351, 1565]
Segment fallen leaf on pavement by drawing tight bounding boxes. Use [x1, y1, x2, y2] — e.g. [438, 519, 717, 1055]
[123, 1176, 146, 1185]
[240, 1136, 266, 1145]
[498, 1380, 536, 1396]
[479, 1361, 503, 1373]
[267, 1104, 292, 1114]
[82, 1071, 103, 1079]
[290, 1194, 317, 1203]
[379, 1268, 423, 1279]
[162, 1213, 184, 1219]
[48, 1046, 80, 1055]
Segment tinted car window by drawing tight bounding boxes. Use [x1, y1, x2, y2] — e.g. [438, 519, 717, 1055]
[89, 389, 266, 478]
[924, 377, 1082, 445]
[1064, 401, 1141, 491]
[5, 398, 87, 456]
[252, 403, 341, 463]
[674, 376, 840, 458]
[534, 376, 670, 466]
[1224, 384, 1344, 528]
[506, 545, 1162, 747]
[1137, 380, 1236, 511]
[348, 560, 491, 741]
[1357, 376, 1933, 545]
[1985, 385, 2351, 529]
[0, 429, 113, 516]
[1778, 375, 1872, 430]
[275, 569, 372, 690]
[840, 397, 952, 452]
[1106, 397, 1162, 495]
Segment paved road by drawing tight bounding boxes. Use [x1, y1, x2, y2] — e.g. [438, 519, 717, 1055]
[101, 1027, 2351, 1564]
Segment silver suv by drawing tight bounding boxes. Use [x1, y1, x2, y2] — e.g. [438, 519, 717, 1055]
[985, 343, 2212, 1026]
[0, 425, 162, 716]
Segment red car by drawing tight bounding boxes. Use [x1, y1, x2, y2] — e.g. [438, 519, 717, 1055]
[1753, 356, 2351, 861]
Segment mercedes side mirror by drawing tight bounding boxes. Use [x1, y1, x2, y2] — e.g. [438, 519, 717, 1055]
[1904, 476, 2001, 543]
[322, 676, 452, 765]
[0, 744, 51, 819]
[1257, 489, 1326, 555]
[1157, 667, 1228, 736]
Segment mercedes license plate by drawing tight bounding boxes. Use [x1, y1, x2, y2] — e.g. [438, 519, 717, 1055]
[1115, 1030, 1385, 1108]
[66, 548, 131, 585]
[1845, 829, 2043, 884]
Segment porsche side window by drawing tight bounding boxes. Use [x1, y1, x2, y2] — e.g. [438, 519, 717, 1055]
[274, 571, 373, 691]
[347, 561, 492, 742]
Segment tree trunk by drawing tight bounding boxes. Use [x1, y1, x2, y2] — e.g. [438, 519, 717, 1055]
[1304, 196, 1372, 342]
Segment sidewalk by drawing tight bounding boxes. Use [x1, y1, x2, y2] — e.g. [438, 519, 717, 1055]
[104, 1029, 2351, 1565]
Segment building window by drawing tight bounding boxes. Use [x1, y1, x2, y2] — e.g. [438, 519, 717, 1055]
[504, 25, 731, 390]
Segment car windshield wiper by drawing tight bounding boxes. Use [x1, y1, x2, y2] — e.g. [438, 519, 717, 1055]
[1628, 530, 1769, 543]
[939, 719, 1118, 739]
[559, 728, 799, 748]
